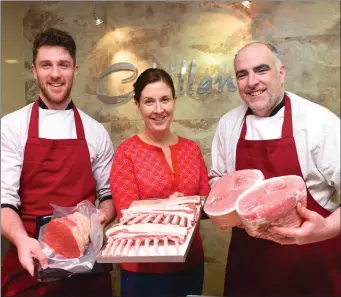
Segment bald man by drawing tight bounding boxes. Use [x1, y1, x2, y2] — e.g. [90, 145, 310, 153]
[209, 42, 340, 297]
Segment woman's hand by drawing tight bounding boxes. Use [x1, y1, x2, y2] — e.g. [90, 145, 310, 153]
[169, 192, 184, 199]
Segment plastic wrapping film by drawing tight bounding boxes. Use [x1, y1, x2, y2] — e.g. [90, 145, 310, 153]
[34, 200, 109, 281]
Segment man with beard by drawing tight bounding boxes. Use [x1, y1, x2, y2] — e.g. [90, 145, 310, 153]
[1, 28, 115, 296]
[209, 42, 340, 296]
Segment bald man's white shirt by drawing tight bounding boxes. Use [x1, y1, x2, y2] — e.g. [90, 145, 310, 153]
[209, 91, 340, 212]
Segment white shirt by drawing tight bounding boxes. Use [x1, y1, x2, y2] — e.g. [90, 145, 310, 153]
[209, 91, 340, 212]
[1, 101, 114, 209]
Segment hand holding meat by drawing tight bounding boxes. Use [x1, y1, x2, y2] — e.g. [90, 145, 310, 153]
[169, 192, 184, 199]
[97, 199, 116, 227]
[16, 235, 48, 277]
[269, 203, 340, 245]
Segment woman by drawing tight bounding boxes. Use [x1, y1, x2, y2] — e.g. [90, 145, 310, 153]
[110, 68, 210, 297]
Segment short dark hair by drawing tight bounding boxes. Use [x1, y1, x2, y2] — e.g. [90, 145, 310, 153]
[133, 68, 176, 102]
[32, 27, 76, 65]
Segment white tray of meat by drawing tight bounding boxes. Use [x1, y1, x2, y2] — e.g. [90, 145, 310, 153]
[96, 196, 202, 263]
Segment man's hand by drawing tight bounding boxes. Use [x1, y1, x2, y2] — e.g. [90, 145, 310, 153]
[269, 203, 337, 245]
[236, 223, 245, 229]
[1, 208, 48, 277]
[97, 211, 106, 227]
[98, 199, 116, 227]
[16, 235, 48, 277]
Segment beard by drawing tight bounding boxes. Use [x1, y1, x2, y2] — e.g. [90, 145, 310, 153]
[38, 80, 73, 106]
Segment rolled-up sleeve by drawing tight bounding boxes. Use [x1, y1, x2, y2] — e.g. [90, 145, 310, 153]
[1, 118, 23, 210]
[92, 126, 115, 202]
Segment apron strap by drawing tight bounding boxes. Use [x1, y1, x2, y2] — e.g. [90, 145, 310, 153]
[73, 106, 86, 140]
[27, 100, 86, 140]
[240, 108, 253, 138]
[281, 94, 293, 138]
[240, 94, 294, 139]
[27, 100, 40, 138]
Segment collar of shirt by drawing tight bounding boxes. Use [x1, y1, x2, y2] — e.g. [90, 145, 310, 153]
[38, 97, 74, 110]
[247, 95, 285, 117]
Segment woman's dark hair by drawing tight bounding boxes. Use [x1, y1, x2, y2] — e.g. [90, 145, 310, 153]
[133, 68, 176, 102]
[32, 27, 76, 65]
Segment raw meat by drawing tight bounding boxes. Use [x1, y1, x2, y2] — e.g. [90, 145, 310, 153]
[119, 195, 201, 228]
[102, 223, 188, 256]
[44, 212, 91, 258]
[99, 196, 201, 259]
[204, 169, 264, 229]
[235, 175, 307, 240]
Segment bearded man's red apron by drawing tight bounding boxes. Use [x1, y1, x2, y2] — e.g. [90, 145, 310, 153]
[1, 100, 112, 296]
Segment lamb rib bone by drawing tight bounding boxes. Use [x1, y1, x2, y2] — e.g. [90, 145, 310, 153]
[120, 196, 201, 227]
[127, 195, 201, 210]
[102, 223, 188, 257]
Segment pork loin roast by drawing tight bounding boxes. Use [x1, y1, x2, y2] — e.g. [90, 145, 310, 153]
[204, 169, 265, 229]
[235, 175, 307, 240]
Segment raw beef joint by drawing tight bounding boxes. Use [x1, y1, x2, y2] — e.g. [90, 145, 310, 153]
[44, 212, 91, 258]
[235, 175, 307, 240]
[204, 169, 264, 229]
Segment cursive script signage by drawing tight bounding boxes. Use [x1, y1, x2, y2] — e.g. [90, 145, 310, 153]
[96, 62, 138, 105]
[96, 59, 237, 104]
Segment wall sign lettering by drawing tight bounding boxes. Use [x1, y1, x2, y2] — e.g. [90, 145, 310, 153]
[96, 60, 237, 104]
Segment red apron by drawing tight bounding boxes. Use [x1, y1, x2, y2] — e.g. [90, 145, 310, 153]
[224, 95, 341, 297]
[1, 100, 112, 297]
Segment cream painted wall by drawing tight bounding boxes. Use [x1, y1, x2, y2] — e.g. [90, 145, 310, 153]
[1, 1, 30, 264]
[1, 1, 29, 116]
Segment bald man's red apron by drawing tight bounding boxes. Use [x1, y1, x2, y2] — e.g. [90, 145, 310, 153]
[224, 95, 340, 297]
[1, 100, 112, 296]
